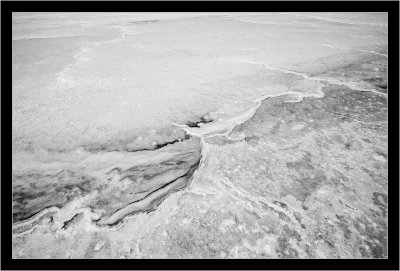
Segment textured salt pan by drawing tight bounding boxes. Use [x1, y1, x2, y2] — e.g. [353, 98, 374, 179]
[12, 12, 387, 154]
[12, 12, 388, 230]
[12, 13, 388, 259]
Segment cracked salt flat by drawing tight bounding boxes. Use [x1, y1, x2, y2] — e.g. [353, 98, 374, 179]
[12, 12, 388, 258]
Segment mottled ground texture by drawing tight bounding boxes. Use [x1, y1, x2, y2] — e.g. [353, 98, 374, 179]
[12, 56, 387, 259]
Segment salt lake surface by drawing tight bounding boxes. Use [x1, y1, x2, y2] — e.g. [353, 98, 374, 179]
[12, 12, 388, 259]
[12, 12, 387, 153]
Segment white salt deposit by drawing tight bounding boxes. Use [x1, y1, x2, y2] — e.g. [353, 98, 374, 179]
[12, 12, 387, 155]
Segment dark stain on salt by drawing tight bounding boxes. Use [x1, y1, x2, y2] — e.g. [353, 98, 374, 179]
[61, 213, 84, 230]
[129, 20, 160, 24]
[186, 115, 213, 128]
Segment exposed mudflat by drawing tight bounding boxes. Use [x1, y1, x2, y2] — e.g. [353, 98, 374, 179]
[12, 12, 387, 259]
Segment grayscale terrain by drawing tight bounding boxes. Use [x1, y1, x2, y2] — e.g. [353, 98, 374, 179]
[12, 12, 388, 258]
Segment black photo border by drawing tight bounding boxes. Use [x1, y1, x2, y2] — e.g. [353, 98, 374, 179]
[1, 1, 399, 270]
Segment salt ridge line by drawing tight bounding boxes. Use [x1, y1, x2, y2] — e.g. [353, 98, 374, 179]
[228, 18, 337, 30]
[54, 25, 146, 88]
[172, 89, 324, 141]
[316, 78, 388, 97]
[12, 34, 97, 41]
[283, 13, 388, 28]
[12, 204, 105, 237]
[351, 48, 387, 58]
[322, 43, 387, 58]
[55, 33, 123, 87]
[12, 183, 104, 236]
[242, 61, 388, 97]
[171, 65, 326, 139]
[171, 56, 387, 142]
[12, 206, 60, 231]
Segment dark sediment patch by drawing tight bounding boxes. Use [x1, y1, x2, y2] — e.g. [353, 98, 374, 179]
[12, 171, 100, 223]
[80, 127, 188, 153]
[186, 115, 214, 128]
[96, 158, 201, 226]
[273, 201, 288, 209]
[281, 153, 327, 202]
[89, 139, 202, 226]
[154, 137, 187, 149]
[362, 77, 387, 92]
[281, 170, 327, 203]
[61, 213, 84, 230]
[129, 20, 160, 24]
[13, 136, 202, 228]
